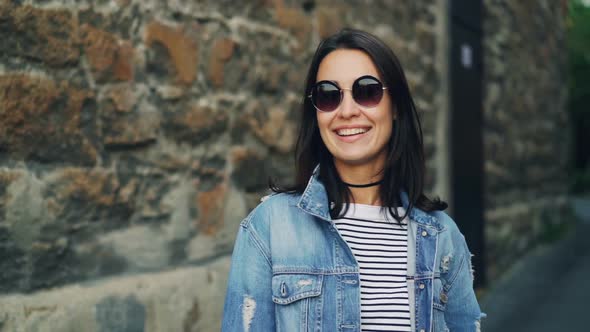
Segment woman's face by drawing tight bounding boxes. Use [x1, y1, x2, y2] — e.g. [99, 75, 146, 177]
[315, 49, 394, 169]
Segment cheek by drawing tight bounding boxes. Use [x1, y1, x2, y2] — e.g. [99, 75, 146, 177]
[375, 107, 394, 140]
[316, 113, 332, 133]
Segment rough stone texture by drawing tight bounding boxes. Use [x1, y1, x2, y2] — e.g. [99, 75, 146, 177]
[317, 5, 345, 39]
[80, 24, 135, 82]
[0, 0, 443, 281]
[0, 3, 79, 67]
[163, 104, 229, 145]
[0, 1, 443, 329]
[144, 20, 199, 85]
[273, 0, 313, 52]
[0, 257, 230, 332]
[0, 0, 569, 330]
[100, 83, 159, 147]
[0, 75, 97, 165]
[482, 0, 569, 280]
[239, 100, 298, 154]
[96, 295, 146, 332]
[208, 37, 236, 87]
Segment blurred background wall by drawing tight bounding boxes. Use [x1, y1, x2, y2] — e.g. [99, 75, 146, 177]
[0, 0, 574, 331]
[481, 0, 570, 280]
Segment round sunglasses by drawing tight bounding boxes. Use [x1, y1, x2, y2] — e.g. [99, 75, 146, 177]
[308, 75, 388, 112]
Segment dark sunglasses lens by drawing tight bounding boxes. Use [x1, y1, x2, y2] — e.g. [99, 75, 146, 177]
[313, 83, 341, 112]
[353, 77, 384, 107]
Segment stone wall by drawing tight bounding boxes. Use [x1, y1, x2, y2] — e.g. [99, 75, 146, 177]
[482, 0, 570, 280]
[0, 0, 444, 330]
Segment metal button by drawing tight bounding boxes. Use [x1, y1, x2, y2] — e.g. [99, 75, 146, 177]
[440, 292, 448, 303]
[420, 329, 425, 332]
[421, 230, 428, 237]
[419, 283, 425, 289]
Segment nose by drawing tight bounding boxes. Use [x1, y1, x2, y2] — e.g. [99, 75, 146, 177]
[338, 88, 361, 118]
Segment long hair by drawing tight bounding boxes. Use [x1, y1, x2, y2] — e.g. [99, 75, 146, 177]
[271, 28, 447, 222]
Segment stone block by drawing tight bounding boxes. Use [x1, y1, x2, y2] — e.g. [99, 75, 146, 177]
[317, 6, 344, 39]
[238, 101, 296, 153]
[80, 24, 135, 82]
[96, 295, 145, 332]
[2, 169, 47, 254]
[273, 1, 312, 52]
[100, 83, 159, 148]
[195, 183, 227, 236]
[162, 104, 229, 145]
[0, 3, 79, 67]
[44, 168, 135, 229]
[230, 147, 270, 193]
[144, 20, 199, 85]
[0, 75, 97, 165]
[208, 37, 236, 87]
[30, 236, 79, 291]
[188, 184, 246, 261]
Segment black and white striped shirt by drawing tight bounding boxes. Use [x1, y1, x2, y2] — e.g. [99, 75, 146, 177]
[333, 204, 411, 332]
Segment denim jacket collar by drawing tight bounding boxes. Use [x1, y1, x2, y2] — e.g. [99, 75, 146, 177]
[297, 165, 332, 221]
[297, 164, 441, 229]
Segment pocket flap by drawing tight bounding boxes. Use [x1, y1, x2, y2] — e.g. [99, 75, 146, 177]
[272, 273, 323, 304]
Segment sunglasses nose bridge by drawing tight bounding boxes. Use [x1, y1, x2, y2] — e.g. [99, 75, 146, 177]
[338, 87, 361, 116]
[340, 87, 353, 105]
[340, 87, 354, 99]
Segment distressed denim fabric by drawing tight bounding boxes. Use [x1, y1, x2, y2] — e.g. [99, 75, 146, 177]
[222, 167, 484, 332]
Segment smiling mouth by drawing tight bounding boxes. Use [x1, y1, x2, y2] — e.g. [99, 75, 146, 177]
[335, 127, 371, 136]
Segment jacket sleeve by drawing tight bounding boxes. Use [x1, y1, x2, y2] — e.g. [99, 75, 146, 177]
[444, 235, 484, 332]
[221, 220, 275, 332]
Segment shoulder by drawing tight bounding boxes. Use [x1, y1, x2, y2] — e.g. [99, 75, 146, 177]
[241, 192, 300, 229]
[430, 210, 460, 233]
[429, 210, 469, 249]
[239, 192, 303, 251]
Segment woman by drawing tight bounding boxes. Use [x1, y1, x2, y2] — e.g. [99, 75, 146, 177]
[222, 29, 483, 332]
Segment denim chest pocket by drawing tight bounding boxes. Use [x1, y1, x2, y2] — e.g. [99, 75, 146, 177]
[432, 277, 450, 332]
[272, 273, 324, 331]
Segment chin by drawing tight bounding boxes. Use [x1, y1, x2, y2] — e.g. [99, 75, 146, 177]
[334, 155, 374, 166]
[331, 147, 387, 167]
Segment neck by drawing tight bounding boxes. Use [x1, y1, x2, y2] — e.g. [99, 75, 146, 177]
[334, 159, 384, 206]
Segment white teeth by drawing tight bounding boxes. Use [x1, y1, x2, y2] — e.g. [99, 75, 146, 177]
[336, 128, 368, 136]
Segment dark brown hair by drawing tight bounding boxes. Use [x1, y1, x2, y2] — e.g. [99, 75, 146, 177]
[271, 28, 447, 222]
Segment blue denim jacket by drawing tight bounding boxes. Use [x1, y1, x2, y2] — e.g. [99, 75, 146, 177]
[222, 168, 484, 332]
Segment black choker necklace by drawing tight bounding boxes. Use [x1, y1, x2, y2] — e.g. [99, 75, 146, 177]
[342, 180, 382, 188]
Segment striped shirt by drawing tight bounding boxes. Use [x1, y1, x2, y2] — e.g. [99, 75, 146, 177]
[333, 204, 411, 332]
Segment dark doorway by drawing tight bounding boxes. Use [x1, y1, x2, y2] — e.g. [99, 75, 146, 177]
[449, 0, 486, 287]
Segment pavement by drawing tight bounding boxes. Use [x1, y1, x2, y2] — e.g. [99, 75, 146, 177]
[480, 197, 590, 332]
